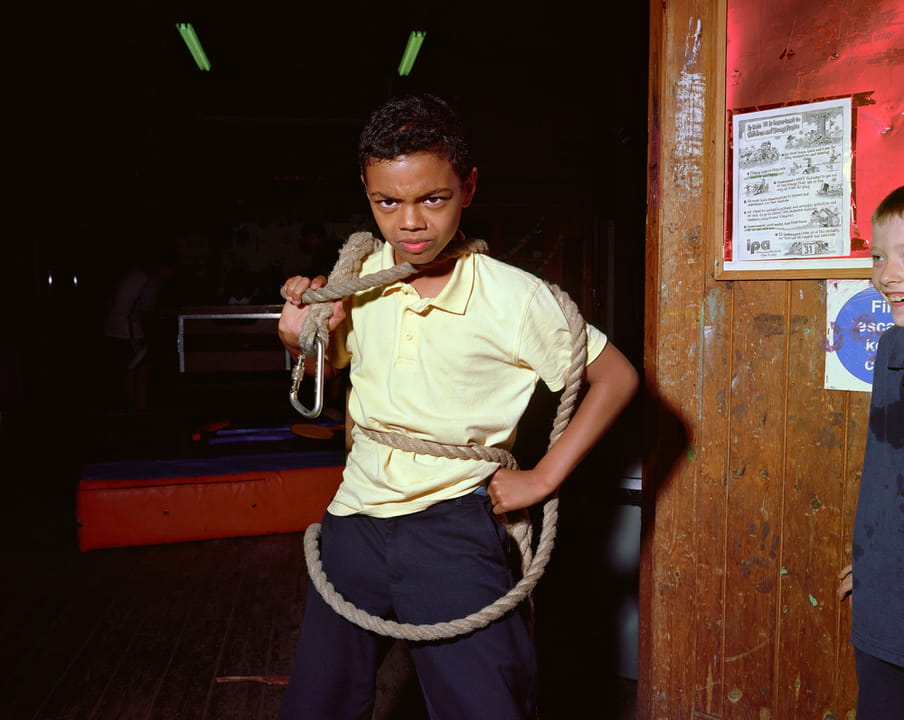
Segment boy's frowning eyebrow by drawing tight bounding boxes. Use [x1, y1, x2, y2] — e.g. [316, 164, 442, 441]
[366, 188, 453, 202]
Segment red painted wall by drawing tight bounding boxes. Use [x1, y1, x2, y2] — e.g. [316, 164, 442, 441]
[726, 0, 903, 242]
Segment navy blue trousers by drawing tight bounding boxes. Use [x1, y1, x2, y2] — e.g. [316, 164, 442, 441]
[855, 648, 904, 719]
[277, 492, 537, 720]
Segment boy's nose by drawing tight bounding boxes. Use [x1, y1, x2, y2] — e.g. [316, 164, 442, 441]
[399, 204, 425, 229]
[878, 259, 903, 287]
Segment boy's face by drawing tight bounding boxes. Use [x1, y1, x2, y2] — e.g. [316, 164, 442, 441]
[362, 152, 477, 266]
[871, 216, 904, 327]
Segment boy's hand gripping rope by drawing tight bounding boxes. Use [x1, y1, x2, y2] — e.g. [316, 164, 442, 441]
[286, 231, 587, 641]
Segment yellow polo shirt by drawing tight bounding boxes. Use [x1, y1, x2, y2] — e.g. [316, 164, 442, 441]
[327, 241, 607, 518]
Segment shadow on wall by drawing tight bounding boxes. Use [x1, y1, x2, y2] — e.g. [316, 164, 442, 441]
[521, 382, 688, 718]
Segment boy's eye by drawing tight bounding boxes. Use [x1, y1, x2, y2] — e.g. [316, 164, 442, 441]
[424, 196, 444, 206]
[378, 199, 398, 208]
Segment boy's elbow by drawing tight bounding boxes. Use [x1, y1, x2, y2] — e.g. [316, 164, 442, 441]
[616, 360, 640, 406]
[626, 362, 641, 394]
[588, 342, 639, 393]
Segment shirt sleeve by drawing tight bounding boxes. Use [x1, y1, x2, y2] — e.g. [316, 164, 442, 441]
[517, 282, 608, 392]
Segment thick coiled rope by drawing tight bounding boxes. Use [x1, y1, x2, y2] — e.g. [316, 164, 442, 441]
[290, 231, 587, 641]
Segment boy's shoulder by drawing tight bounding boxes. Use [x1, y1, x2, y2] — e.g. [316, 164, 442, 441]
[469, 254, 567, 314]
[472, 250, 545, 285]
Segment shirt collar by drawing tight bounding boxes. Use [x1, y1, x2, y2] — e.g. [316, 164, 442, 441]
[378, 237, 475, 315]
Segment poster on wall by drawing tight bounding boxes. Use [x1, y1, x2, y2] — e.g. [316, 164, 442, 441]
[824, 279, 894, 392]
[728, 97, 860, 274]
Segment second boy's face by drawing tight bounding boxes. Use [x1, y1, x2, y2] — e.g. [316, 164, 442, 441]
[362, 152, 477, 266]
[871, 216, 904, 327]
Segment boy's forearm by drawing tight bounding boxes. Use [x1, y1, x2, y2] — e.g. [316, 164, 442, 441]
[532, 342, 639, 493]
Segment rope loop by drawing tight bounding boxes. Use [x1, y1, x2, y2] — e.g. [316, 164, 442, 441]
[291, 233, 587, 641]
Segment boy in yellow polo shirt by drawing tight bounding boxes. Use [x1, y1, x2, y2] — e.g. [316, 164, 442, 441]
[277, 94, 639, 720]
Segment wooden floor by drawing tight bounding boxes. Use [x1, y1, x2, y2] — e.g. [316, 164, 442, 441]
[0, 377, 638, 720]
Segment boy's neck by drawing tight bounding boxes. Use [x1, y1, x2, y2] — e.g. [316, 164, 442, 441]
[409, 258, 457, 298]
[392, 230, 478, 298]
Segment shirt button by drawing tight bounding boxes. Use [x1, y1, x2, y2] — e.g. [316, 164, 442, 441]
[405, 333, 413, 341]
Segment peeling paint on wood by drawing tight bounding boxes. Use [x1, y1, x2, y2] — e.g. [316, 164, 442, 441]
[673, 17, 706, 197]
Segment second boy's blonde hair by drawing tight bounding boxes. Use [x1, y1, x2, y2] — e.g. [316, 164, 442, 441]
[872, 185, 904, 226]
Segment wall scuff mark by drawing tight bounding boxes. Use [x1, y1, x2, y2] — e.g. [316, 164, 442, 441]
[673, 18, 705, 198]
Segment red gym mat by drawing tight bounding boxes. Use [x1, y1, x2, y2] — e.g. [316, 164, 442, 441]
[77, 446, 344, 551]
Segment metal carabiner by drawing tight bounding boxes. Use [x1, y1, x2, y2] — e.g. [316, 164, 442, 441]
[289, 335, 325, 419]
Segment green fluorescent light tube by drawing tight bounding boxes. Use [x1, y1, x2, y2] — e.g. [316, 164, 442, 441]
[398, 30, 426, 76]
[177, 23, 211, 71]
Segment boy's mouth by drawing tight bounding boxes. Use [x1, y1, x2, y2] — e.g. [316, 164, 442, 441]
[400, 240, 430, 254]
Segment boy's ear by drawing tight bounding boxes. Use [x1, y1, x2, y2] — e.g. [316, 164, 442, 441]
[461, 167, 478, 207]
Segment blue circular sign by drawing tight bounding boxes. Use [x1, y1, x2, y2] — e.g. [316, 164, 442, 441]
[832, 287, 894, 384]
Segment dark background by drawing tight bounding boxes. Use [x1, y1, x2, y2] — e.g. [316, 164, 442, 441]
[2, 4, 650, 715]
[6, 0, 649, 374]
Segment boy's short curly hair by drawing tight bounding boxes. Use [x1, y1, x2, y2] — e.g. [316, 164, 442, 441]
[358, 94, 475, 182]
[872, 185, 904, 227]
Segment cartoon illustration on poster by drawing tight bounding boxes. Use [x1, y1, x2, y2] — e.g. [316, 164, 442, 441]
[732, 97, 852, 263]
